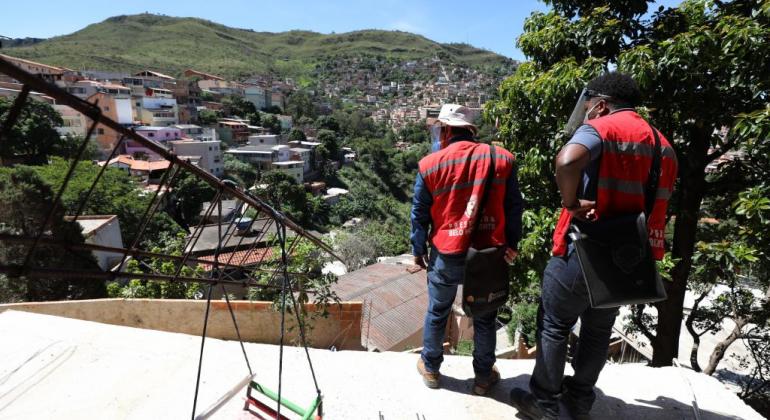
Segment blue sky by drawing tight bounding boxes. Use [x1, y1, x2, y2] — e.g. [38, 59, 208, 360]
[1, 0, 681, 60]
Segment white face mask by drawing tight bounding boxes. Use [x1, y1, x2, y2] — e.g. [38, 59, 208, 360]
[583, 101, 601, 122]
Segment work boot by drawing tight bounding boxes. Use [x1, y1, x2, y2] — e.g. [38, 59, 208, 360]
[417, 358, 440, 389]
[509, 388, 558, 420]
[562, 376, 592, 420]
[472, 365, 500, 395]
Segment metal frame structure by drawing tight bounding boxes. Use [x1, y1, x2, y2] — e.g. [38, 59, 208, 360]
[0, 56, 337, 419]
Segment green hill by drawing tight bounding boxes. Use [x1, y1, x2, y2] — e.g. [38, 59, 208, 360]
[4, 14, 514, 79]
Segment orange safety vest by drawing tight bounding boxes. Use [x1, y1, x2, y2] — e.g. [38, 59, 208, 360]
[418, 140, 515, 255]
[552, 111, 678, 260]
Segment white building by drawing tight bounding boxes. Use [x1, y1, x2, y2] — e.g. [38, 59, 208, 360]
[272, 160, 304, 183]
[248, 134, 283, 146]
[169, 140, 224, 177]
[173, 124, 218, 142]
[70, 215, 124, 271]
[134, 88, 179, 126]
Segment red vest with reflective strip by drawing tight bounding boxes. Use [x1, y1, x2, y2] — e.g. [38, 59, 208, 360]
[418, 140, 515, 255]
[552, 111, 678, 260]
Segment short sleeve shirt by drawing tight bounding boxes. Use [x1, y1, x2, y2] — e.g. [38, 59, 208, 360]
[567, 124, 602, 200]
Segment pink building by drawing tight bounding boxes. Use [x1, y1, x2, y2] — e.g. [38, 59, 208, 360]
[125, 126, 183, 160]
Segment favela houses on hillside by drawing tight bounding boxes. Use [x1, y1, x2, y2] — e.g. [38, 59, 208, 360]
[0, 2, 768, 419]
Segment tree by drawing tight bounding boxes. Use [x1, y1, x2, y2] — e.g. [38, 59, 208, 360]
[288, 128, 307, 142]
[223, 154, 258, 188]
[0, 166, 104, 301]
[259, 171, 309, 224]
[172, 171, 217, 228]
[316, 129, 339, 161]
[197, 109, 220, 125]
[248, 111, 261, 126]
[486, 0, 770, 367]
[285, 89, 316, 120]
[0, 97, 63, 165]
[261, 114, 282, 134]
[314, 115, 340, 133]
[222, 95, 257, 118]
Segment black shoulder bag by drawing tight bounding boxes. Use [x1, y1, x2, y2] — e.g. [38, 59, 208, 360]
[569, 123, 668, 309]
[462, 144, 510, 317]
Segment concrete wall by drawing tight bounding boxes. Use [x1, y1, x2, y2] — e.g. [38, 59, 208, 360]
[0, 299, 363, 350]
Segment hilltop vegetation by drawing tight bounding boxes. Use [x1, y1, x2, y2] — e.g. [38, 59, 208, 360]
[6, 13, 514, 79]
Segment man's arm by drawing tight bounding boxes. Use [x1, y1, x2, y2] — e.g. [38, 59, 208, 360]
[556, 125, 601, 220]
[410, 173, 432, 267]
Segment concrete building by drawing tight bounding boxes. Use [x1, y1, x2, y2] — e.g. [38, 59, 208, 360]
[272, 160, 304, 183]
[0, 53, 64, 83]
[289, 147, 313, 173]
[53, 105, 88, 138]
[134, 88, 179, 126]
[247, 134, 282, 146]
[173, 124, 217, 141]
[216, 120, 250, 144]
[87, 84, 134, 154]
[169, 139, 224, 177]
[69, 215, 124, 271]
[244, 84, 271, 111]
[129, 126, 182, 159]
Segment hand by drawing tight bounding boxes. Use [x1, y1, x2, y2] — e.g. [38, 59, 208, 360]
[413, 254, 428, 270]
[567, 199, 596, 221]
[504, 248, 518, 265]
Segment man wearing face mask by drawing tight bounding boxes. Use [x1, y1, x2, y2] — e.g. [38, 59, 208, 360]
[509, 73, 678, 419]
[410, 104, 523, 394]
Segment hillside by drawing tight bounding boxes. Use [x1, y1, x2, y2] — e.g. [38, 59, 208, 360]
[5, 14, 514, 79]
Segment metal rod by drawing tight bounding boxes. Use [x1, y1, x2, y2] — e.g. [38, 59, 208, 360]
[191, 283, 214, 420]
[72, 135, 126, 222]
[21, 114, 101, 269]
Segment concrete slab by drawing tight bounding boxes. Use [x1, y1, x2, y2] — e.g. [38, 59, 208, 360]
[0, 311, 761, 420]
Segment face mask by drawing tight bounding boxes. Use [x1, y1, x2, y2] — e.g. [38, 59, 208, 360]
[430, 125, 442, 152]
[584, 101, 601, 122]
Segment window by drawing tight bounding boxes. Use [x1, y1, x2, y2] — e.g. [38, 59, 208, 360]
[209, 147, 212, 151]
[97, 128, 105, 135]
[103, 106, 110, 111]
[148, 133, 154, 137]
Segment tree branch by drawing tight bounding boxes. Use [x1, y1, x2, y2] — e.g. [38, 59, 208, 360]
[633, 304, 656, 344]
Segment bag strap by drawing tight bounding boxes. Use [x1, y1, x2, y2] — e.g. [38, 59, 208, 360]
[471, 144, 496, 241]
[644, 122, 662, 217]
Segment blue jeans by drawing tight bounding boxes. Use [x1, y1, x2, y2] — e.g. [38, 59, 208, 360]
[420, 250, 497, 377]
[530, 253, 619, 415]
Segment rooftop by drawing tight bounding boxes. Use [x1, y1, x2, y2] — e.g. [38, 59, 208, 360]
[186, 219, 294, 254]
[64, 215, 118, 238]
[0, 310, 760, 420]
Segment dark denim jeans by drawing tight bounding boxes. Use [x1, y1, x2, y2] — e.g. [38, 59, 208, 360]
[420, 249, 497, 377]
[530, 252, 619, 415]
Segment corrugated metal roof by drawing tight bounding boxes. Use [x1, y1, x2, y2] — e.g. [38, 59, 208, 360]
[332, 256, 461, 351]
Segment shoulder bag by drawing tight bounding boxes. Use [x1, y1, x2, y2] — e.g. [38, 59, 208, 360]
[569, 123, 668, 309]
[462, 144, 510, 317]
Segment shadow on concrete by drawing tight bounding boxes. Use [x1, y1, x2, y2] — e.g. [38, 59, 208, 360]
[438, 373, 746, 420]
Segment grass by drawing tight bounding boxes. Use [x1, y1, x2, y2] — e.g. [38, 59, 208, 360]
[5, 14, 514, 79]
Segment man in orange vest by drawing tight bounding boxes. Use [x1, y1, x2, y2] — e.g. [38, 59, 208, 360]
[509, 73, 678, 419]
[411, 104, 523, 395]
